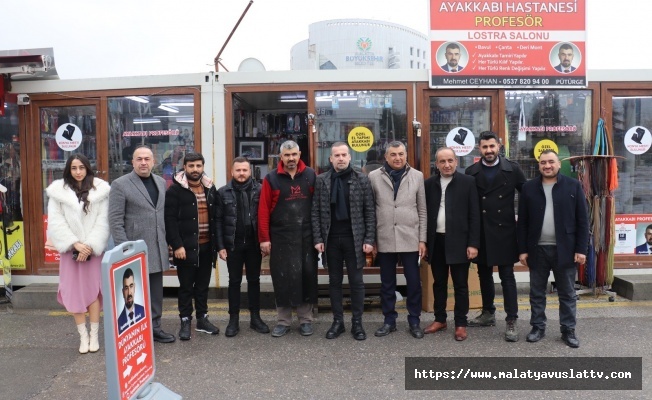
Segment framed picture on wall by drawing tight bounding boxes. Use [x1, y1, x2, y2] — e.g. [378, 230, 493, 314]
[236, 138, 267, 164]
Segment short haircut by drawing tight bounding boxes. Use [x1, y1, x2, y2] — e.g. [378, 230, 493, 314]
[385, 140, 406, 154]
[232, 156, 251, 166]
[331, 142, 350, 154]
[123, 268, 134, 283]
[479, 131, 500, 143]
[366, 149, 378, 162]
[280, 140, 299, 153]
[645, 224, 652, 231]
[540, 149, 559, 159]
[183, 152, 205, 165]
[435, 147, 457, 160]
[446, 43, 460, 52]
[559, 43, 573, 52]
[133, 145, 153, 158]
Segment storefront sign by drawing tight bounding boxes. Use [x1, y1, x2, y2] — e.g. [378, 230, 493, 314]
[614, 215, 652, 255]
[55, 123, 82, 151]
[429, 0, 586, 88]
[43, 215, 60, 263]
[623, 126, 651, 155]
[348, 126, 374, 152]
[445, 127, 475, 156]
[533, 139, 558, 161]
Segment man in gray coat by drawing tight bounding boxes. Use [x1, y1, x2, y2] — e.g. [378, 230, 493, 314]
[312, 142, 376, 340]
[109, 145, 175, 343]
[369, 141, 427, 339]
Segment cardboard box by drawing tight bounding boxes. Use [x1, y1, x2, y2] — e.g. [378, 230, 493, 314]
[421, 260, 482, 312]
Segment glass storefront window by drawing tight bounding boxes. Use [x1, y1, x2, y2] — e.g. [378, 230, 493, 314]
[314, 90, 407, 174]
[505, 90, 592, 180]
[107, 95, 195, 187]
[612, 96, 652, 214]
[429, 96, 491, 175]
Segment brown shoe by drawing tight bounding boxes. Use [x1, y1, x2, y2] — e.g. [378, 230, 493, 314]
[455, 326, 467, 341]
[424, 321, 447, 334]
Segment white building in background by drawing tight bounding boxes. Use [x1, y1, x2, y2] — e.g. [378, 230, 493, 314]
[291, 19, 429, 70]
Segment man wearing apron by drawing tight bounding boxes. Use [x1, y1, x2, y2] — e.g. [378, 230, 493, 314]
[258, 140, 318, 337]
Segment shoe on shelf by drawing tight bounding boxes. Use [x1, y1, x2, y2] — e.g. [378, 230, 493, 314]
[504, 320, 519, 342]
[196, 315, 220, 335]
[225, 315, 240, 337]
[325, 320, 345, 339]
[424, 321, 447, 334]
[299, 323, 314, 336]
[526, 327, 545, 343]
[561, 328, 580, 348]
[179, 317, 192, 341]
[374, 323, 397, 337]
[351, 319, 366, 341]
[271, 324, 290, 338]
[468, 310, 496, 327]
[409, 324, 424, 339]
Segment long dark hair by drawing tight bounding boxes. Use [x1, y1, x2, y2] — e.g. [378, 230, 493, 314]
[62, 154, 95, 214]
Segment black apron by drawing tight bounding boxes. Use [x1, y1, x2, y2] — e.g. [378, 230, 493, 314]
[269, 173, 318, 307]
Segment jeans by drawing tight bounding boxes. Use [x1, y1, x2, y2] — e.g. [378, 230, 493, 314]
[326, 235, 364, 321]
[177, 243, 213, 319]
[377, 251, 421, 326]
[226, 242, 262, 314]
[528, 245, 577, 332]
[430, 233, 469, 327]
[477, 263, 518, 321]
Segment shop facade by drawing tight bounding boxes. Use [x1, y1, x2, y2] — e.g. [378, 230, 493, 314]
[4, 68, 651, 287]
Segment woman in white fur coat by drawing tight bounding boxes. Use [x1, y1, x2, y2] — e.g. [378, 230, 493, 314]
[46, 154, 110, 354]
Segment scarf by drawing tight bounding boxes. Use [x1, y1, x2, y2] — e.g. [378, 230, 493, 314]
[384, 162, 406, 200]
[330, 165, 352, 221]
[232, 178, 253, 228]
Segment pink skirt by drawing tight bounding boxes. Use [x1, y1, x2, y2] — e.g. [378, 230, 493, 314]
[57, 252, 103, 313]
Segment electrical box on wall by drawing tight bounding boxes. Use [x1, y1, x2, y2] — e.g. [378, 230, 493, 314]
[17, 94, 30, 105]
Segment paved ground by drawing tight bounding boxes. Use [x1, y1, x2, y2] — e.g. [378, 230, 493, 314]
[0, 294, 650, 400]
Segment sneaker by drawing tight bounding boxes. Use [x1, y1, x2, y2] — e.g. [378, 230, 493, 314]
[468, 310, 496, 327]
[196, 315, 220, 335]
[179, 318, 191, 341]
[504, 320, 519, 342]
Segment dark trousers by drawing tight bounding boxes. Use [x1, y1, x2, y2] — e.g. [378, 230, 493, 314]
[326, 235, 364, 321]
[431, 233, 469, 327]
[149, 271, 163, 332]
[377, 251, 421, 326]
[477, 263, 518, 321]
[226, 242, 262, 314]
[528, 245, 577, 332]
[176, 242, 213, 319]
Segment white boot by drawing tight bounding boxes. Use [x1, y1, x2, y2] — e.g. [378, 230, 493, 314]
[77, 323, 89, 354]
[89, 322, 100, 353]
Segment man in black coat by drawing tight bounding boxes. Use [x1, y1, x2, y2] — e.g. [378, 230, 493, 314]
[216, 157, 269, 337]
[517, 150, 588, 348]
[423, 148, 480, 341]
[312, 142, 376, 340]
[465, 131, 526, 342]
[164, 153, 220, 340]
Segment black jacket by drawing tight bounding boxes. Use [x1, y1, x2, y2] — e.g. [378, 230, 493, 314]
[164, 172, 218, 267]
[216, 179, 261, 252]
[424, 171, 481, 264]
[311, 167, 376, 269]
[465, 156, 526, 265]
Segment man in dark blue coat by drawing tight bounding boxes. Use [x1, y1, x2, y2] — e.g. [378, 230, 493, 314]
[517, 150, 589, 348]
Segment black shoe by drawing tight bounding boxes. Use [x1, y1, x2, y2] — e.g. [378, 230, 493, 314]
[225, 315, 240, 337]
[250, 311, 270, 334]
[351, 319, 366, 341]
[561, 329, 580, 348]
[178, 318, 191, 341]
[409, 323, 424, 339]
[374, 323, 397, 337]
[325, 320, 345, 339]
[299, 323, 314, 336]
[153, 329, 176, 343]
[196, 315, 219, 335]
[271, 324, 290, 337]
[526, 327, 545, 343]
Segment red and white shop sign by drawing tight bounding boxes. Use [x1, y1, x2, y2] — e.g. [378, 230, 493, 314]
[429, 0, 586, 88]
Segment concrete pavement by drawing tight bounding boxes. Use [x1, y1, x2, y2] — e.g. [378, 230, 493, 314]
[1, 294, 650, 400]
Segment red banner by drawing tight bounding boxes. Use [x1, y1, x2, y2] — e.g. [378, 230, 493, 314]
[429, 0, 586, 87]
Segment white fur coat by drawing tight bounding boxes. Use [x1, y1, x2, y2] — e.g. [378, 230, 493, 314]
[46, 177, 111, 255]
